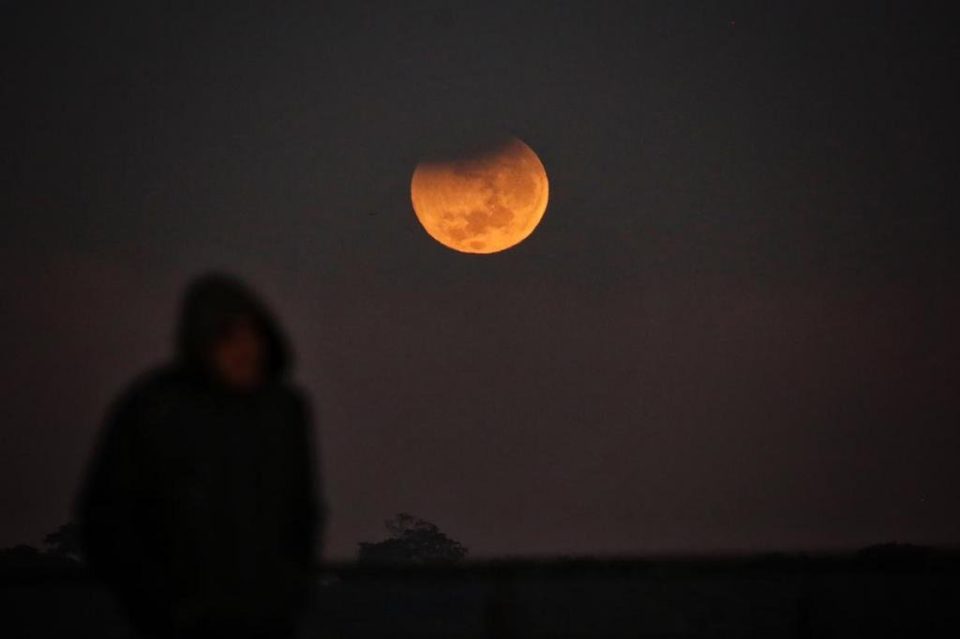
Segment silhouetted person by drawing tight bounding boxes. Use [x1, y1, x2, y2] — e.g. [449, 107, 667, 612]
[77, 274, 323, 638]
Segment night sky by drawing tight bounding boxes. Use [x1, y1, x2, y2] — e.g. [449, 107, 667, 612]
[2, 1, 958, 559]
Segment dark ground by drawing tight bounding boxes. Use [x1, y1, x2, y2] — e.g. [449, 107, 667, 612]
[2, 551, 959, 638]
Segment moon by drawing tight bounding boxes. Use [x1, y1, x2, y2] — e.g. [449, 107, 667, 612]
[411, 137, 549, 254]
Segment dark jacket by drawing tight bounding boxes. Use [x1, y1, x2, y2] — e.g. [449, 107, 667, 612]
[76, 274, 323, 635]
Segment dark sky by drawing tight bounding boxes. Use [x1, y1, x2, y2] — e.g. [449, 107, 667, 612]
[2, 1, 958, 559]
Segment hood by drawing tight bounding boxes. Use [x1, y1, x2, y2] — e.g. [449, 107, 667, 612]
[175, 273, 292, 381]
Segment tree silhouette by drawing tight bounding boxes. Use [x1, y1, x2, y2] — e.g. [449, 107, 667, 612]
[43, 522, 82, 560]
[0, 522, 84, 578]
[357, 513, 468, 564]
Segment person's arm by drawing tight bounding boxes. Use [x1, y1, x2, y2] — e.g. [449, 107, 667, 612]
[75, 390, 168, 600]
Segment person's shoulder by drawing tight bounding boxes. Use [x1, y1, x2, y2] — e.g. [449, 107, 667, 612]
[123, 364, 186, 395]
[111, 365, 190, 414]
[269, 382, 313, 418]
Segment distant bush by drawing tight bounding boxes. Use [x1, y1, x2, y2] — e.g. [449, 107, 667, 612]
[358, 513, 468, 564]
[0, 543, 83, 583]
[42, 522, 83, 560]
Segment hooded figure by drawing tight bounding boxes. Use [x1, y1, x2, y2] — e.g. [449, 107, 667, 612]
[77, 274, 323, 638]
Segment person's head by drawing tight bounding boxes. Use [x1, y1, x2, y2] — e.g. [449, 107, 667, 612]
[176, 273, 291, 391]
[208, 315, 267, 390]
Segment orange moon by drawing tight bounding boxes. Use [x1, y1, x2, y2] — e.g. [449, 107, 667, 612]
[410, 137, 549, 254]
